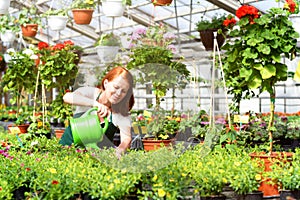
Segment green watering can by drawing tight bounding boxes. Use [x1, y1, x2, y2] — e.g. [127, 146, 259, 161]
[70, 107, 109, 149]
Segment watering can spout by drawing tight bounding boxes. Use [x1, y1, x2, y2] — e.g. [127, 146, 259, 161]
[70, 107, 109, 149]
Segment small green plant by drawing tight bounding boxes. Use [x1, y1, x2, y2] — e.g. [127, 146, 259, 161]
[0, 15, 20, 33]
[71, 0, 97, 9]
[18, 7, 42, 26]
[195, 14, 226, 31]
[94, 32, 121, 46]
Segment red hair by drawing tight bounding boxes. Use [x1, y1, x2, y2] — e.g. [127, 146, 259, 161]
[99, 66, 134, 116]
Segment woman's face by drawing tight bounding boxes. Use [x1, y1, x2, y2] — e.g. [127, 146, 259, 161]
[104, 76, 130, 104]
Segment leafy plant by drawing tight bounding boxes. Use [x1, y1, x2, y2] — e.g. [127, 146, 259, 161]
[195, 14, 226, 31]
[127, 25, 190, 110]
[94, 32, 121, 46]
[0, 15, 20, 33]
[71, 0, 97, 9]
[18, 7, 42, 26]
[222, 5, 299, 153]
[2, 48, 38, 117]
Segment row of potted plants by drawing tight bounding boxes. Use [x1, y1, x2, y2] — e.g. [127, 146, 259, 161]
[1, 132, 300, 199]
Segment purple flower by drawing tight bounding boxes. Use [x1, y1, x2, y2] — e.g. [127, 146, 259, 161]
[167, 44, 177, 54]
[163, 32, 176, 40]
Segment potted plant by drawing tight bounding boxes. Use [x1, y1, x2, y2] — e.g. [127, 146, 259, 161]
[0, 15, 20, 43]
[42, 8, 70, 31]
[142, 110, 180, 151]
[195, 14, 227, 51]
[18, 7, 42, 37]
[126, 24, 190, 110]
[222, 4, 298, 197]
[71, 0, 97, 25]
[95, 32, 121, 63]
[2, 48, 38, 121]
[101, 0, 131, 17]
[152, 0, 173, 6]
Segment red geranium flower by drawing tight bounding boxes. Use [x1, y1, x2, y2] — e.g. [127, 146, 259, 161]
[223, 17, 237, 28]
[285, 0, 298, 13]
[52, 43, 65, 50]
[64, 40, 74, 46]
[236, 5, 260, 24]
[52, 180, 59, 185]
[38, 42, 49, 50]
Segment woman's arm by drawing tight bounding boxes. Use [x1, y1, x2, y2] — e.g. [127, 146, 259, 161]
[63, 86, 109, 117]
[113, 114, 132, 155]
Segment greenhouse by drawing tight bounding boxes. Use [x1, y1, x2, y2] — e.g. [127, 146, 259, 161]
[1, 0, 300, 199]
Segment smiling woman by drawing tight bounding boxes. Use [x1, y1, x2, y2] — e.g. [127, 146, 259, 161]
[59, 66, 135, 158]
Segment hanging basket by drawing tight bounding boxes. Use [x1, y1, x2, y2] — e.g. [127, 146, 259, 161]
[72, 9, 94, 25]
[96, 46, 119, 63]
[0, 0, 10, 14]
[21, 24, 38, 37]
[102, 0, 125, 17]
[47, 15, 68, 31]
[151, 0, 173, 6]
[199, 28, 225, 51]
[0, 30, 16, 43]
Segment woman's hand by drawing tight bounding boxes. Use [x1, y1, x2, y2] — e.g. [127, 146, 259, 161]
[93, 101, 110, 118]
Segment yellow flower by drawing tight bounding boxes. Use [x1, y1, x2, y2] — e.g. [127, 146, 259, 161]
[114, 179, 121, 184]
[49, 168, 57, 174]
[234, 161, 241, 166]
[181, 173, 187, 177]
[157, 189, 166, 197]
[255, 174, 262, 181]
[37, 121, 43, 128]
[152, 175, 158, 181]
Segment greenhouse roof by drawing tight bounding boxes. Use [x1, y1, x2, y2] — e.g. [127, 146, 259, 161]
[7, 0, 284, 59]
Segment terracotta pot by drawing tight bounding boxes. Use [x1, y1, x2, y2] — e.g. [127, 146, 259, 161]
[142, 138, 174, 151]
[21, 24, 38, 37]
[8, 124, 30, 134]
[55, 129, 65, 139]
[72, 9, 94, 25]
[250, 152, 294, 198]
[199, 28, 225, 51]
[151, 0, 173, 6]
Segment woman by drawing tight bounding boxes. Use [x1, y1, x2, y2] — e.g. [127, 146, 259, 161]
[59, 66, 134, 156]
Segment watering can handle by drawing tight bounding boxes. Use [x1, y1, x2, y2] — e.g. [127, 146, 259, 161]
[87, 107, 109, 133]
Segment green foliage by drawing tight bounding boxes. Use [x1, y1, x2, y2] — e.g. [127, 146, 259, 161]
[94, 32, 121, 46]
[222, 8, 299, 105]
[18, 7, 42, 26]
[71, 0, 97, 9]
[0, 15, 20, 33]
[195, 15, 226, 31]
[2, 48, 38, 114]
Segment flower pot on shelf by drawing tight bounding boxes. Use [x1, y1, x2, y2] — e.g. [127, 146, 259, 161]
[96, 46, 119, 63]
[249, 152, 294, 198]
[21, 24, 38, 37]
[200, 194, 226, 200]
[47, 15, 68, 31]
[152, 0, 173, 6]
[72, 9, 94, 25]
[142, 138, 174, 151]
[0, 0, 10, 14]
[54, 129, 65, 139]
[102, 0, 125, 17]
[199, 28, 225, 51]
[8, 124, 30, 134]
[0, 30, 16, 43]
